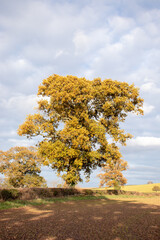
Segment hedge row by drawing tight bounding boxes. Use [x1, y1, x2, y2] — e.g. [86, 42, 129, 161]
[93, 189, 160, 196]
[0, 188, 160, 201]
[0, 188, 94, 201]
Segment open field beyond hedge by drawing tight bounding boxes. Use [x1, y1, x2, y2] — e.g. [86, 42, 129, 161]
[95, 183, 160, 192]
[0, 195, 160, 240]
[120, 183, 160, 192]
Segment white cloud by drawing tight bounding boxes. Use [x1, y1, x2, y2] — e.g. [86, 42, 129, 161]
[129, 163, 160, 172]
[128, 136, 160, 147]
[0, 83, 10, 98]
[141, 82, 154, 91]
[108, 16, 135, 34]
[55, 50, 65, 58]
[0, 32, 14, 56]
[8, 138, 36, 148]
[143, 102, 155, 115]
[73, 28, 109, 56]
[73, 31, 88, 54]
[0, 130, 17, 138]
[0, 94, 38, 115]
[0, 58, 35, 74]
[141, 82, 160, 93]
[156, 115, 160, 121]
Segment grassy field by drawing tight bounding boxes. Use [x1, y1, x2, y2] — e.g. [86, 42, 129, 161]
[121, 183, 160, 192]
[0, 194, 160, 210]
[96, 183, 160, 192]
[0, 195, 106, 210]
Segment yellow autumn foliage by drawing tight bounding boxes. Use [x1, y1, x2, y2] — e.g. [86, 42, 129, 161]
[0, 146, 47, 188]
[98, 157, 128, 189]
[18, 74, 143, 186]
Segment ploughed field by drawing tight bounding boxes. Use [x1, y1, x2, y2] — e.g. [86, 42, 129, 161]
[0, 195, 160, 240]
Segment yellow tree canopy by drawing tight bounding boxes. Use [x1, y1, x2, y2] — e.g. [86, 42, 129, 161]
[18, 74, 143, 186]
[97, 158, 128, 189]
[0, 146, 47, 188]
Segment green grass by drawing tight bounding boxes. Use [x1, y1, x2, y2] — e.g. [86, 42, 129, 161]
[1, 193, 159, 210]
[0, 195, 106, 210]
[95, 183, 160, 193]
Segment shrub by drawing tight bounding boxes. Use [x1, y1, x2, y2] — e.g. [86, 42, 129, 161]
[53, 189, 59, 196]
[37, 188, 53, 198]
[147, 181, 153, 184]
[152, 186, 160, 192]
[82, 189, 94, 195]
[1, 189, 21, 201]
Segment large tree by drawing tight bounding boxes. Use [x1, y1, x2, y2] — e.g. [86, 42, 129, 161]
[18, 74, 143, 186]
[0, 146, 47, 188]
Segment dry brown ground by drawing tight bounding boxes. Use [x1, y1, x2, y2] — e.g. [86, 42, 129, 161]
[0, 197, 160, 240]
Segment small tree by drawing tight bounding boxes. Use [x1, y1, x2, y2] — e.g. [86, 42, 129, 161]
[18, 74, 143, 186]
[147, 181, 153, 184]
[0, 146, 47, 188]
[98, 158, 128, 189]
[152, 186, 160, 192]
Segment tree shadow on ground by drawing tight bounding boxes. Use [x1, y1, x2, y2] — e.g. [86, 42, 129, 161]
[0, 197, 160, 240]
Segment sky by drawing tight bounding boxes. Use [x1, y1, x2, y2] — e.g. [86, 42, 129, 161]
[0, 0, 160, 187]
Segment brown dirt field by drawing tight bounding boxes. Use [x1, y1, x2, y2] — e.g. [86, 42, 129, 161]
[0, 198, 160, 240]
